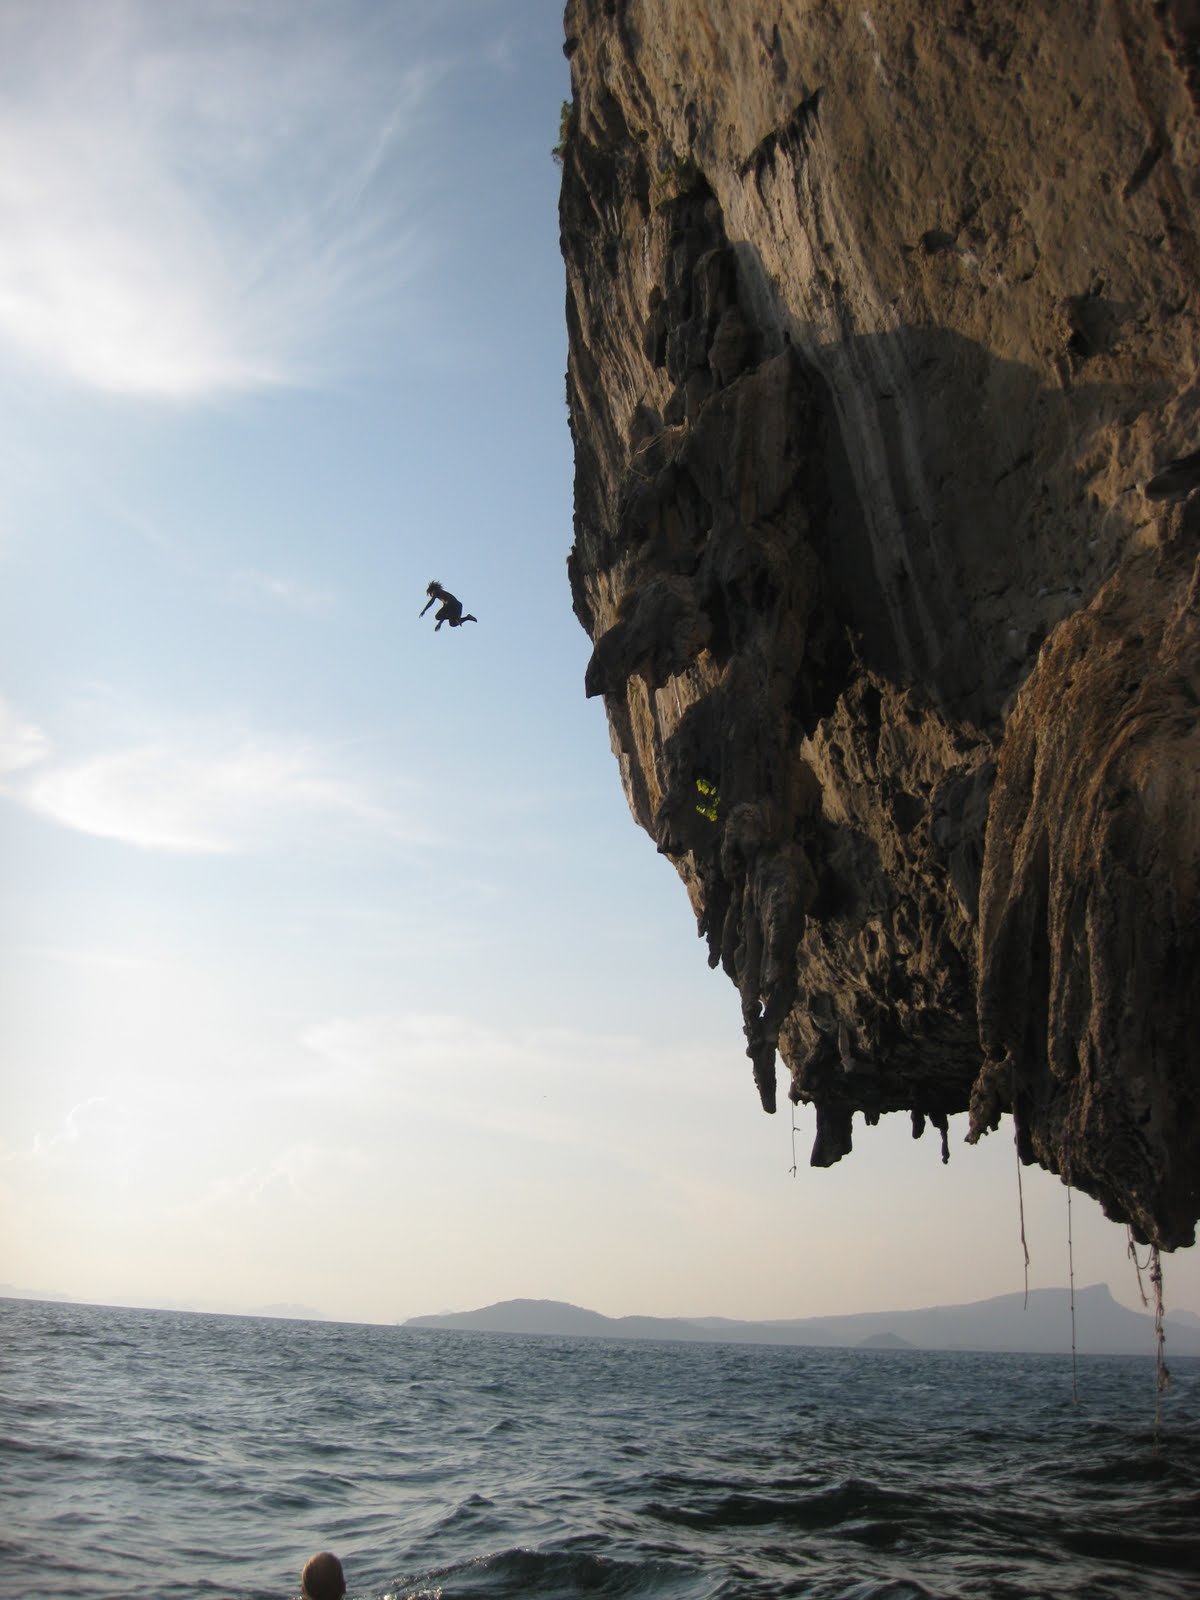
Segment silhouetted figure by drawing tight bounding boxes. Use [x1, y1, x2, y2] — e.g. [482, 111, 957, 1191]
[420, 580, 477, 630]
[1145, 448, 1200, 502]
[300, 1551, 346, 1600]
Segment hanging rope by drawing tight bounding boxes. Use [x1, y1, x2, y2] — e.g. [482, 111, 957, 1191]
[789, 1101, 799, 1178]
[1063, 1108, 1078, 1405]
[1067, 1183, 1079, 1406]
[1128, 1228, 1171, 1443]
[1016, 1132, 1030, 1309]
[1010, 1065, 1031, 1310]
[1151, 1245, 1170, 1439]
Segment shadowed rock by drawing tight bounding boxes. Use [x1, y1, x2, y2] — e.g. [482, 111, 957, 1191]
[1145, 448, 1200, 500]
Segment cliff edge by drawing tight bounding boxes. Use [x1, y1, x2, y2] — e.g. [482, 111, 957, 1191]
[559, 0, 1200, 1248]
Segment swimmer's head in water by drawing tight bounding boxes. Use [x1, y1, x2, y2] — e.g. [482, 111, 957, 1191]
[301, 1551, 346, 1600]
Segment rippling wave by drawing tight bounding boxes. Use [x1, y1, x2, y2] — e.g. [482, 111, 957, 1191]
[3, 1299, 1198, 1599]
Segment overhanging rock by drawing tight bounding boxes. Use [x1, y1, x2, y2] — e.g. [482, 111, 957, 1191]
[559, 0, 1200, 1248]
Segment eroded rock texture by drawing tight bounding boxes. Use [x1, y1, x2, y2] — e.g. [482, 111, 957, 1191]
[559, 0, 1200, 1248]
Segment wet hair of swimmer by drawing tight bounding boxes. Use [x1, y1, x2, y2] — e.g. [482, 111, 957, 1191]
[300, 1550, 346, 1600]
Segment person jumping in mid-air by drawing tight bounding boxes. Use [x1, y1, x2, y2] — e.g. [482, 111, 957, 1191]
[420, 580, 477, 631]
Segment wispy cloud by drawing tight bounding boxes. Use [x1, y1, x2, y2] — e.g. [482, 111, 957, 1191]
[0, 696, 50, 773]
[1, 1096, 113, 1165]
[293, 1010, 725, 1158]
[194, 1142, 370, 1213]
[229, 568, 335, 613]
[0, 693, 416, 853]
[23, 741, 392, 853]
[0, 0, 443, 398]
[6, 944, 156, 974]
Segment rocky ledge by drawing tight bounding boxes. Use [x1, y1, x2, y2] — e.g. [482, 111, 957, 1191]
[558, 0, 1200, 1248]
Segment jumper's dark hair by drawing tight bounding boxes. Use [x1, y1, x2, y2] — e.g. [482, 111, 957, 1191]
[426, 580, 442, 596]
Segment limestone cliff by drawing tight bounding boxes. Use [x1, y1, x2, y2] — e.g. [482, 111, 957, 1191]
[558, 0, 1200, 1249]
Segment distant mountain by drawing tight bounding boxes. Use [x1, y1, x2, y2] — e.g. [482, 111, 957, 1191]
[405, 1285, 1200, 1357]
[405, 1297, 710, 1343]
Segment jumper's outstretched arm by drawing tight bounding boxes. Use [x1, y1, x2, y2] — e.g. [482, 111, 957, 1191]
[419, 595, 435, 616]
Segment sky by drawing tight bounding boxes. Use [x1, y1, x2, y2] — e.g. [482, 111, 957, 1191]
[1, 0, 1197, 1331]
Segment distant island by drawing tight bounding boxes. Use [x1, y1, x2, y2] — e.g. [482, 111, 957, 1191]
[405, 1285, 1200, 1358]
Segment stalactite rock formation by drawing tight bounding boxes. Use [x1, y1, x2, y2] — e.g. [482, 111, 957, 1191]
[559, 0, 1200, 1248]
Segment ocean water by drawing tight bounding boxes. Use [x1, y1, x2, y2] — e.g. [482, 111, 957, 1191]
[2, 1298, 1198, 1600]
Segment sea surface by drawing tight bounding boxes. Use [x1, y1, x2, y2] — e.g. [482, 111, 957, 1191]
[2, 1297, 1199, 1600]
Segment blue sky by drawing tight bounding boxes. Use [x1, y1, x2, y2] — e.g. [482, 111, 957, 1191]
[2, 0, 1196, 1327]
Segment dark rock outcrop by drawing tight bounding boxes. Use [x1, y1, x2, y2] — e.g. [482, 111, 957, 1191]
[559, 0, 1200, 1249]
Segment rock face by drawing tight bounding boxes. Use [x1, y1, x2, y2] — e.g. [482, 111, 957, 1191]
[558, 0, 1200, 1249]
